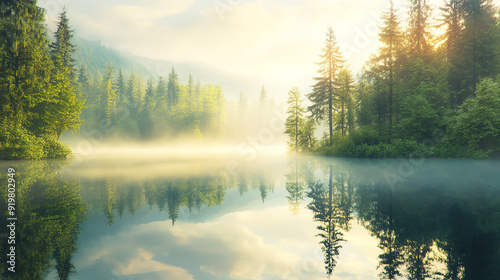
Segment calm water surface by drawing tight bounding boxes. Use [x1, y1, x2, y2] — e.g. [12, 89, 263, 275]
[1, 149, 499, 280]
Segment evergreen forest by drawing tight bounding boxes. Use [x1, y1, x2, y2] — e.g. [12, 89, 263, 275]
[285, 0, 500, 159]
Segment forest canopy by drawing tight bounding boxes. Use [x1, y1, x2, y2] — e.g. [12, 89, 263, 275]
[0, 1, 235, 159]
[0, 2, 83, 159]
[285, 0, 500, 159]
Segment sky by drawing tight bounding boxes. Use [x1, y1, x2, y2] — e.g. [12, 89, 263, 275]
[37, 0, 500, 100]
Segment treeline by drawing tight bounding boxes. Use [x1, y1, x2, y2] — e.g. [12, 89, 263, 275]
[0, 0, 229, 160]
[285, 0, 500, 158]
[77, 66, 225, 140]
[225, 85, 281, 142]
[0, 3, 83, 159]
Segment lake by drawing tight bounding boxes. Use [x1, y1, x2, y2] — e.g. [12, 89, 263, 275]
[1, 147, 499, 280]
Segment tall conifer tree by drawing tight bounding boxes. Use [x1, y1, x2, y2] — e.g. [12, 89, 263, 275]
[307, 27, 345, 145]
[285, 87, 305, 152]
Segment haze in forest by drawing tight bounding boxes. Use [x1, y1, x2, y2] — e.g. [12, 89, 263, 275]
[3, 0, 500, 160]
[39, 0, 499, 101]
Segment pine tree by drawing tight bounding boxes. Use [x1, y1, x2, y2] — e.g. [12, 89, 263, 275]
[369, 2, 403, 138]
[0, 0, 52, 126]
[186, 74, 195, 112]
[440, 0, 466, 97]
[102, 64, 117, 122]
[187, 74, 195, 98]
[125, 73, 136, 104]
[50, 9, 76, 79]
[299, 117, 317, 151]
[167, 68, 180, 108]
[115, 69, 126, 103]
[139, 79, 155, 138]
[335, 68, 355, 136]
[194, 78, 202, 112]
[285, 87, 305, 152]
[78, 65, 90, 91]
[155, 76, 167, 114]
[460, 0, 500, 100]
[49, 10, 84, 139]
[125, 72, 137, 115]
[214, 85, 224, 131]
[441, 0, 464, 57]
[307, 27, 345, 145]
[259, 84, 268, 107]
[408, 0, 433, 58]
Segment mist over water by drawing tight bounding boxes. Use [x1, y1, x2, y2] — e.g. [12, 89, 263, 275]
[62, 141, 288, 180]
[1, 152, 499, 279]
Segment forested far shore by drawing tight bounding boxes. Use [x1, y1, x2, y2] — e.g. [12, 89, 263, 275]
[0, 1, 283, 160]
[77, 65, 224, 141]
[3, 0, 499, 160]
[285, 0, 500, 159]
[0, 1, 228, 160]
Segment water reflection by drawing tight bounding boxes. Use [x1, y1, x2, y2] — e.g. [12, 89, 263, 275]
[286, 157, 500, 280]
[0, 160, 86, 280]
[0, 155, 499, 279]
[80, 165, 279, 227]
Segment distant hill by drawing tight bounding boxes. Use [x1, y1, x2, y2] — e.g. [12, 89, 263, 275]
[73, 37, 153, 79]
[72, 37, 284, 100]
[135, 56, 258, 99]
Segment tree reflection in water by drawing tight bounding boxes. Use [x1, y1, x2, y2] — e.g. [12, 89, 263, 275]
[1, 157, 498, 280]
[0, 160, 86, 280]
[286, 157, 500, 280]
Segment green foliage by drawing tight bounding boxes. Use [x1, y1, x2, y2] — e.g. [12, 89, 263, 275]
[335, 67, 355, 136]
[307, 27, 346, 145]
[0, 4, 83, 159]
[0, 123, 72, 160]
[42, 138, 72, 159]
[299, 117, 317, 152]
[297, 1, 500, 159]
[307, 179, 345, 277]
[399, 94, 440, 141]
[349, 126, 381, 146]
[440, 78, 500, 157]
[72, 37, 152, 78]
[318, 136, 425, 159]
[285, 87, 305, 152]
[78, 65, 225, 140]
[0, 124, 45, 160]
[0, 161, 86, 279]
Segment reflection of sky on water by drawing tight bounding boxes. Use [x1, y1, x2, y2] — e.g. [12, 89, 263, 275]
[41, 152, 500, 280]
[69, 185, 380, 280]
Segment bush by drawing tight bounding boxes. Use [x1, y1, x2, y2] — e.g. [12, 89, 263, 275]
[42, 138, 72, 159]
[449, 78, 500, 154]
[0, 123, 71, 160]
[0, 124, 45, 160]
[350, 126, 381, 146]
[314, 135, 429, 159]
[431, 78, 500, 159]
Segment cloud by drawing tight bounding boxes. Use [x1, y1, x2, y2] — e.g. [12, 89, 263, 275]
[74, 201, 384, 280]
[41, 0, 500, 98]
[123, 249, 194, 279]
[142, 0, 195, 15]
[61, 0, 385, 81]
[74, 205, 326, 280]
[109, 6, 173, 21]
